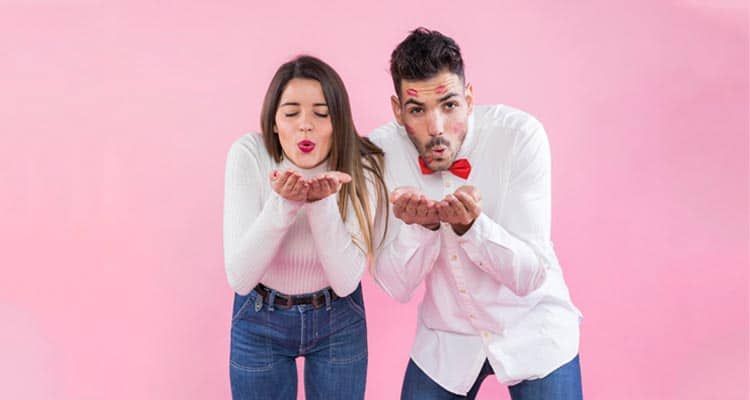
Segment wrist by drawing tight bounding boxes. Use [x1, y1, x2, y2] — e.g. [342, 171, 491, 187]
[451, 220, 475, 236]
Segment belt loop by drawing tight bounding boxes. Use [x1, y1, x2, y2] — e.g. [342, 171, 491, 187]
[268, 289, 277, 312]
[324, 289, 332, 311]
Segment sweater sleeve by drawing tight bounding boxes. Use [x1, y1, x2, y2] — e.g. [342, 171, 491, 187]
[222, 140, 304, 295]
[304, 171, 379, 296]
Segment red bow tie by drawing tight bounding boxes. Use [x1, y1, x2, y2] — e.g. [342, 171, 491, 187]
[418, 157, 472, 179]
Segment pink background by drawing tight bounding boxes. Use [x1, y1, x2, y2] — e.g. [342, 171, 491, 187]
[1, 1, 747, 399]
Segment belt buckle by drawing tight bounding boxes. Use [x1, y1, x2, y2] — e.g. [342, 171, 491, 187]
[311, 294, 325, 309]
[277, 294, 294, 308]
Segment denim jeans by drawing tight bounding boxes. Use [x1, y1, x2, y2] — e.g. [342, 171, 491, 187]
[229, 284, 367, 400]
[401, 355, 583, 400]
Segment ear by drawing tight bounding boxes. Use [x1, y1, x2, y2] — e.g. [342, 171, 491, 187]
[390, 95, 404, 126]
[464, 82, 474, 115]
[273, 124, 278, 134]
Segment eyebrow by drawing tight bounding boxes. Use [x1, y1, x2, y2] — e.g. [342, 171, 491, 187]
[438, 93, 459, 102]
[403, 93, 458, 107]
[279, 102, 328, 107]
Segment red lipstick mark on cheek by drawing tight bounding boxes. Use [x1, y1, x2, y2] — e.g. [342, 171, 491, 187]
[435, 85, 447, 94]
[453, 122, 467, 142]
[406, 88, 418, 97]
[404, 123, 416, 136]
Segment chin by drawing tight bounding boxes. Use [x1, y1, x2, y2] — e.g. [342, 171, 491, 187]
[429, 161, 451, 171]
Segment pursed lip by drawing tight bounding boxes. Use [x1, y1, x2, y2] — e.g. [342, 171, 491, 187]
[430, 146, 447, 156]
[298, 140, 315, 153]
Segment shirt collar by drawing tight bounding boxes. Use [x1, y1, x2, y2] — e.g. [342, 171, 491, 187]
[456, 111, 476, 159]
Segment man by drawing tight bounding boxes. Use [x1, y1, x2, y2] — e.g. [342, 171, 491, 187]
[369, 28, 584, 399]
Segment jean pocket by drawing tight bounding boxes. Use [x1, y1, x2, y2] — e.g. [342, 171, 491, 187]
[230, 310, 274, 372]
[232, 291, 264, 322]
[329, 313, 368, 365]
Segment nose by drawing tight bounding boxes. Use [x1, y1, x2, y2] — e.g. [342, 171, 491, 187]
[299, 111, 313, 133]
[427, 111, 444, 137]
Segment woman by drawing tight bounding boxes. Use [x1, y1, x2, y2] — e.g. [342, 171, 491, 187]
[223, 55, 387, 399]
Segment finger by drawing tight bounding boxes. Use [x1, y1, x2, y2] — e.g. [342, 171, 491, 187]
[320, 177, 332, 194]
[390, 186, 420, 203]
[328, 171, 352, 184]
[292, 176, 307, 194]
[392, 193, 411, 217]
[326, 176, 342, 193]
[455, 191, 480, 216]
[405, 194, 423, 216]
[397, 193, 417, 219]
[390, 188, 409, 203]
[436, 200, 451, 220]
[282, 173, 300, 193]
[453, 191, 473, 209]
[310, 177, 322, 194]
[446, 195, 467, 214]
[271, 170, 291, 192]
[414, 197, 433, 218]
[446, 195, 471, 223]
[392, 192, 410, 209]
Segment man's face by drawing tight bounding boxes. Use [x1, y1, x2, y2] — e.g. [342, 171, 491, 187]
[391, 70, 473, 172]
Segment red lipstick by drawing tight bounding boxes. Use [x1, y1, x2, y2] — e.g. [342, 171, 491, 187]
[298, 140, 315, 153]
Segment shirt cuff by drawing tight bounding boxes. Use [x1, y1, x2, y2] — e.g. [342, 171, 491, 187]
[399, 222, 441, 246]
[452, 213, 499, 257]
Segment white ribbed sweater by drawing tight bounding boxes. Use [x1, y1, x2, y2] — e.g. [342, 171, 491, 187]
[223, 133, 371, 296]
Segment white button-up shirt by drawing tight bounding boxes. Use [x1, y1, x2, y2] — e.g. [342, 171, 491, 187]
[369, 105, 582, 395]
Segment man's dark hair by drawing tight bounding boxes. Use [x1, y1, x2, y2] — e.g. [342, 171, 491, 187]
[389, 27, 465, 97]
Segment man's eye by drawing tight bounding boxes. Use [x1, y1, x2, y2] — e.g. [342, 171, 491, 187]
[444, 102, 458, 109]
[409, 108, 423, 115]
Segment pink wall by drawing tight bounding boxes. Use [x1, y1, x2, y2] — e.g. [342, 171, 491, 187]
[1, 1, 747, 399]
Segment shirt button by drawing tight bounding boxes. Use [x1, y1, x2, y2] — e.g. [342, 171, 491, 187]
[445, 180, 452, 188]
[482, 331, 490, 339]
[459, 288, 467, 294]
[469, 314, 476, 320]
[450, 255, 458, 261]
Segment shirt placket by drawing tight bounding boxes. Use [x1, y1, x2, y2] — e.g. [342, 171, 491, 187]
[442, 172, 493, 346]
[441, 172, 479, 325]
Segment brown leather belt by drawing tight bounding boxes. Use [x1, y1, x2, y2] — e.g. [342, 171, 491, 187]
[254, 283, 339, 309]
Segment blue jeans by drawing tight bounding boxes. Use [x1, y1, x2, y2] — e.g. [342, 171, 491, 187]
[229, 284, 367, 400]
[401, 355, 583, 400]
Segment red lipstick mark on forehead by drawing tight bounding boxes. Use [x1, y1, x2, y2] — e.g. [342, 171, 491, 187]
[406, 88, 418, 97]
[435, 85, 447, 94]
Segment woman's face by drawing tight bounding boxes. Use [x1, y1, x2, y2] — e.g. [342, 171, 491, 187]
[274, 78, 333, 169]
